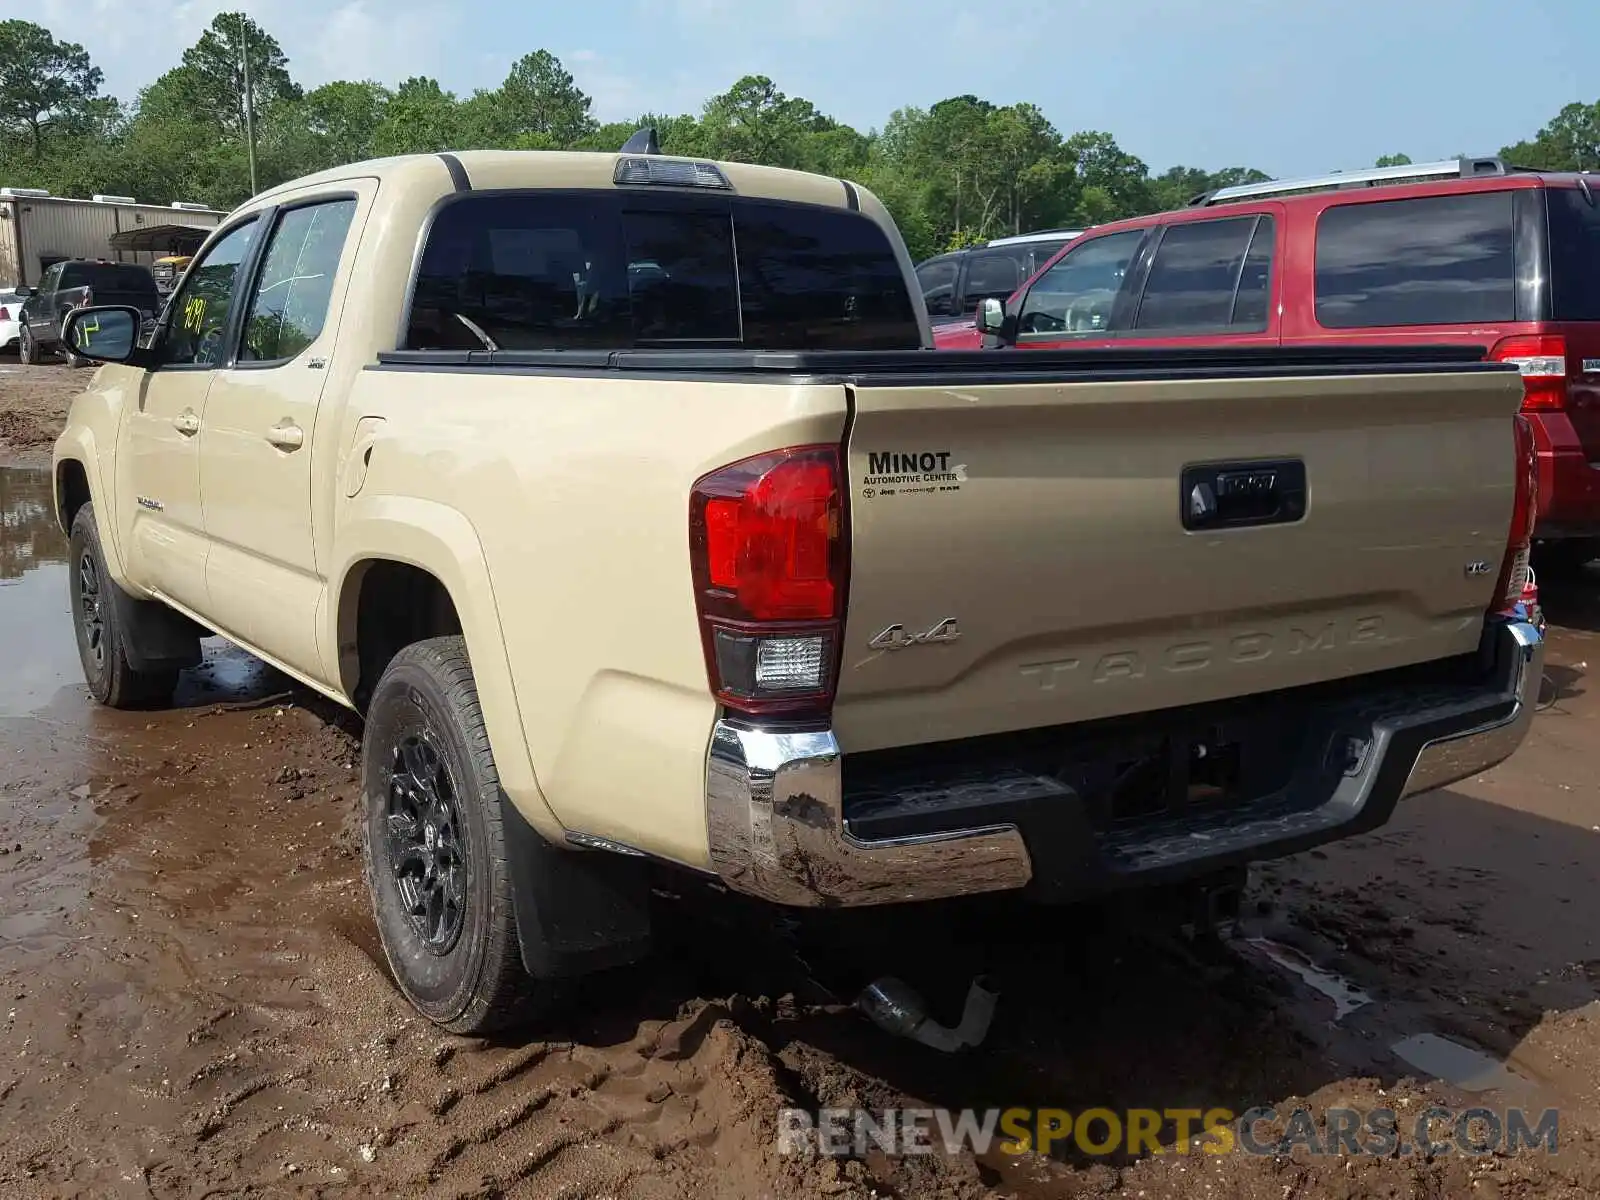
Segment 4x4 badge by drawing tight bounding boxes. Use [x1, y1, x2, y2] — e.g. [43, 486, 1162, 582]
[868, 618, 962, 652]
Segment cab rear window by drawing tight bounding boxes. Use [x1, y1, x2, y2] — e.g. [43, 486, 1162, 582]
[59, 263, 158, 292]
[1547, 186, 1600, 321]
[405, 191, 920, 352]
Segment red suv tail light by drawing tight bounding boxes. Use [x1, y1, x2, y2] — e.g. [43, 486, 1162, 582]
[689, 446, 847, 717]
[1493, 414, 1539, 615]
[1489, 334, 1569, 411]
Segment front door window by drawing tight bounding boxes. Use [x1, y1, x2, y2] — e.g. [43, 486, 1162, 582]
[160, 220, 260, 367]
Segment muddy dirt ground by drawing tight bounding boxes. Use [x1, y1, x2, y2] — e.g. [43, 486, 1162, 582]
[3, 365, 1600, 1198]
[0, 362, 82, 461]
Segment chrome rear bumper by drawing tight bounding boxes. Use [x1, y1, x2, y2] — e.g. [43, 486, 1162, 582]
[705, 615, 1544, 909]
[706, 725, 1032, 907]
[1401, 612, 1544, 797]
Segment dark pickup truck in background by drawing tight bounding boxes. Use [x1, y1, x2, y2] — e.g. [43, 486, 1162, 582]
[16, 260, 161, 367]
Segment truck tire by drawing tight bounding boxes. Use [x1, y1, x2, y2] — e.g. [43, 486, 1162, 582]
[68, 504, 180, 708]
[18, 325, 40, 365]
[361, 636, 559, 1034]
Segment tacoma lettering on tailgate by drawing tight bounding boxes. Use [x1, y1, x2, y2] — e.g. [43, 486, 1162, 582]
[1019, 616, 1387, 691]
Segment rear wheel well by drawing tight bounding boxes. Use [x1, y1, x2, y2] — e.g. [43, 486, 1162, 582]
[56, 460, 90, 535]
[349, 561, 462, 712]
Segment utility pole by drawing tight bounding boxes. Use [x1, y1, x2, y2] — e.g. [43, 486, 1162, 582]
[239, 15, 258, 195]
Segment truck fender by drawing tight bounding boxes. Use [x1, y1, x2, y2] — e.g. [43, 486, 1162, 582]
[52, 427, 132, 587]
[332, 498, 653, 977]
[55, 431, 204, 672]
[330, 496, 565, 842]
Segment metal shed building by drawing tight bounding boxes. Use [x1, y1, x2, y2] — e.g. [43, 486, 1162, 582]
[0, 190, 225, 289]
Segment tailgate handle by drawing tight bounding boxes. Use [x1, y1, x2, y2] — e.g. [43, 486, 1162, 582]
[1181, 460, 1306, 531]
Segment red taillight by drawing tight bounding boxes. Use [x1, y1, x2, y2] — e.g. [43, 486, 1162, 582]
[1493, 413, 1539, 614]
[1489, 334, 1569, 411]
[0, 307, 9, 321]
[690, 446, 847, 716]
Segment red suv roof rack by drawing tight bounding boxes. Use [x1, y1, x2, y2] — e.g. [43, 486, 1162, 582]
[1188, 156, 1525, 207]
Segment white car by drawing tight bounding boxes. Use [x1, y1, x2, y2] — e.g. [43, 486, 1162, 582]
[0, 290, 20, 354]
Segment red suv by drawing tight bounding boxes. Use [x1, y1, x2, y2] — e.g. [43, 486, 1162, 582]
[936, 157, 1600, 569]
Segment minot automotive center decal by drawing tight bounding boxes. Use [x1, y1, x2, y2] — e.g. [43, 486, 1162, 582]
[861, 450, 967, 499]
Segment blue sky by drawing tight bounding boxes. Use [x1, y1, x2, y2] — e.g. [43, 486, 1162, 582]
[40, 0, 1596, 177]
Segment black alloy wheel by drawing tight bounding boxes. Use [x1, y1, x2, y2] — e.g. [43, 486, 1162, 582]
[384, 733, 467, 955]
[76, 545, 106, 674]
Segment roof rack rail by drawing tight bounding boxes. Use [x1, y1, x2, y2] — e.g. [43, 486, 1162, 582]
[619, 126, 660, 155]
[1189, 156, 1518, 207]
[985, 228, 1085, 246]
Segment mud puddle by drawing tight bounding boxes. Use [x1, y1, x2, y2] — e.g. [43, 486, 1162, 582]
[2, 459, 1600, 1198]
[1239, 936, 1373, 1022]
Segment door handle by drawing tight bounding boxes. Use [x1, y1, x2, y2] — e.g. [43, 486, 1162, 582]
[173, 408, 199, 436]
[265, 421, 304, 451]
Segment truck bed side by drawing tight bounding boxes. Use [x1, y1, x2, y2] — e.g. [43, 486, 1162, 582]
[335, 359, 851, 867]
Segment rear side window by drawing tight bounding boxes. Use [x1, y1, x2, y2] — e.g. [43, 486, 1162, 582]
[917, 257, 959, 317]
[1315, 192, 1515, 328]
[1021, 240, 1069, 276]
[1135, 216, 1269, 331]
[1548, 187, 1600, 321]
[1232, 217, 1275, 327]
[239, 199, 358, 362]
[405, 192, 919, 352]
[963, 251, 1025, 311]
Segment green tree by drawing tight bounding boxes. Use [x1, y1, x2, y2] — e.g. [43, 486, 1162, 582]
[179, 12, 300, 137]
[986, 103, 1073, 235]
[915, 96, 998, 237]
[1064, 131, 1152, 222]
[1375, 153, 1413, 168]
[1148, 165, 1215, 210]
[0, 20, 105, 157]
[298, 80, 391, 167]
[698, 75, 828, 169]
[1210, 166, 1271, 188]
[373, 77, 466, 156]
[463, 51, 595, 149]
[1503, 102, 1600, 171]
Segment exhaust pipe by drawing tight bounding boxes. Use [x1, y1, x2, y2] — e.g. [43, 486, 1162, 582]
[856, 975, 999, 1052]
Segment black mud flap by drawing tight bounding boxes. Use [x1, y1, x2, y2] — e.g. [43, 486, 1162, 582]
[106, 580, 203, 672]
[498, 791, 653, 980]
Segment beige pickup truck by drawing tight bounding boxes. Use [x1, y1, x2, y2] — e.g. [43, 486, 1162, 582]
[51, 137, 1544, 1034]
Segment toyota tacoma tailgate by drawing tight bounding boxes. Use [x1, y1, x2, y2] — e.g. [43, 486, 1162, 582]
[832, 348, 1528, 753]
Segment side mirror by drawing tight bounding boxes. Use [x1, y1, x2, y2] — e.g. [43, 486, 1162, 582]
[976, 297, 1006, 335]
[62, 305, 142, 364]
